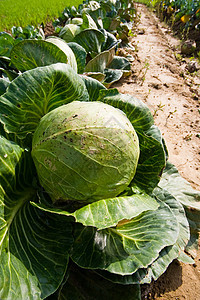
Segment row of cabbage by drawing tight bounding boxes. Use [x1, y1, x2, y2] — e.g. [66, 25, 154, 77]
[0, 0, 137, 90]
[153, 0, 200, 31]
[0, 1, 200, 300]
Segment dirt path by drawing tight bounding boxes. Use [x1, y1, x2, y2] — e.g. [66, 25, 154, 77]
[115, 4, 200, 191]
[114, 3, 200, 299]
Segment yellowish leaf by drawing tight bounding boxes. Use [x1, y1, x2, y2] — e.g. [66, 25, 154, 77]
[196, 8, 200, 14]
[181, 15, 190, 23]
[167, 6, 173, 14]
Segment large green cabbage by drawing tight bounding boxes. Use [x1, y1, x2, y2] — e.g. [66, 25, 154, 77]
[32, 101, 139, 202]
[0, 63, 199, 300]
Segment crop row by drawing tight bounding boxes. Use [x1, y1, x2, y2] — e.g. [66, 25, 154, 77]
[0, 0, 136, 88]
[0, 0, 84, 31]
[142, 0, 200, 33]
[0, 1, 200, 300]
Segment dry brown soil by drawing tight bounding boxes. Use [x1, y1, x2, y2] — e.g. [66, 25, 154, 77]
[113, 3, 200, 300]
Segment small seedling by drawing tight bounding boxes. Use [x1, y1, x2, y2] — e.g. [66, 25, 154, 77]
[153, 102, 165, 117]
[184, 133, 192, 141]
[165, 109, 177, 126]
[144, 88, 151, 101]
[141, 60, 150, 85]
[175, 53, 182, 61]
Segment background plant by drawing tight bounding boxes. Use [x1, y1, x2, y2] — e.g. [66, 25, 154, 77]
[0, 0, 84, 31]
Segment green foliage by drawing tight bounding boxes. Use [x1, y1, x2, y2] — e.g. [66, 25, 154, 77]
[0, 0, 136, 86]
[11, 25, 45, 39]
[134, 0, 153, 6]
[152, 0, 200, 31]
[51, 0, 136, 85]
[10, 38, 77, 72]
[0, 32, 18, 57]
[0, 1, 199, 299]
[0, 60, 199, 300]
[0, 0, 84, 31]
[58, 263, 141, 300]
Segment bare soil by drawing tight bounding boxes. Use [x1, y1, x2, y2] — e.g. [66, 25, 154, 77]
[113, 3, 200, 300]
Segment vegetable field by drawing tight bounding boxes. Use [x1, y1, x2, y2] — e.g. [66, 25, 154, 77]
[0, 0, 83, 31]
[0, 0, 200, 299]
[139, 0, 200, 37]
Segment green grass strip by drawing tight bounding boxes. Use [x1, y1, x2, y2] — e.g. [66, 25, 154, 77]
[0, 0, 83, 31]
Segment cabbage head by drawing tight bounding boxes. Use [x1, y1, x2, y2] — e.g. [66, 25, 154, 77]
[32, 101, 139, 203]
[70, 18, 83, 25]
[59, 24, 82, 42]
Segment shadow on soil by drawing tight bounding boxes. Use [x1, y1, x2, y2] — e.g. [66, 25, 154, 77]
[141, 260, 183, 299]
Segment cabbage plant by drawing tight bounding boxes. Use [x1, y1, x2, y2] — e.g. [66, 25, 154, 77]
[9, 36, 131, 87]
[32, 101, 140, 203]
[0, 63, 199, 300]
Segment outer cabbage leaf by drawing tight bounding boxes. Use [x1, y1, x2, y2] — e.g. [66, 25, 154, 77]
[69, 17, 83, 25]
[32, 192, 159, 230]
[0, 56, 18, 81]
[184, 209, 200, 258]
[94, 187, 190, 285]
[0, 63, 89, 142]
[96, 245, 182, 286]
[80, 12, 98, 30]
[73, 29, 105, 56]
[153, 187, 190, 251]
[84, 44, 116, 73]
[83, 72, 105, 82]
[158, 161, 200, 257]
[102, 17, 121, 31]
[97, 91, 154, 132]
[80, 75, 106, 101]
[59, 24, 82, 43]
[71, 200, 179, 275]
[0, 32, 16, 57]
[139, 186, 190, 283]
[0, 78, 9, 95]
[55, 263, 141, 300]
[10, 38, 77, 72]
[133, 125, 166, 192]
[0, 136, 73, 299]
[0, 122, 22, 146]
[95, 268, 147, 286]
[107, 55, 131, 70]
[46, 37, 77, 72]
[101, 30, 119, 51]
[158, 161, 200, 210]
[0, 68, 18, 81]
[103, 67, 131, 88]
[103, 69, 123, 88]
[97, 91, 166, 192]
[67, 42, 87, 73]
[178, 251, 194, 264]
[81, 3, 107, 29]
[0, 56, 11, 71]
